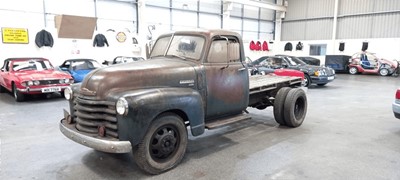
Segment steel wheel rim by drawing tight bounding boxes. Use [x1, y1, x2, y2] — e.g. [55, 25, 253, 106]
[350, 67, 357, 74]
[13, 85, 17, 99]
[380, 69, 388, 76]
[294, 97, 305, 120]
[150, 125, 180, 163]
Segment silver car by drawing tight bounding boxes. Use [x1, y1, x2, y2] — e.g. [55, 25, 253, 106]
[393, 88, 400, 119]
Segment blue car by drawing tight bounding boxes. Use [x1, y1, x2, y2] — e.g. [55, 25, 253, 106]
[59, 59, 102, 83]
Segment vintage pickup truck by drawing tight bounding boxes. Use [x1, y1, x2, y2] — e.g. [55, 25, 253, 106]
[59, 29, 307, 174]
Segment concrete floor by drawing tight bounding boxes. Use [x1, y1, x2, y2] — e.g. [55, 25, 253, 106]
[1, 74, 400, 179]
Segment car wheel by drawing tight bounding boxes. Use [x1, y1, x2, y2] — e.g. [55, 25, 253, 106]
[349, 67, 358, 75]
[133, 113, 187, 175]
[379, 68, 389, 76]
[13, 83, 25, 102]
[273, 87, 291, 126]
[0, 85, 5, 93]
[317, 83, 327, 86]
[283, 88, 307, 127]
[304, 74, 311, 87]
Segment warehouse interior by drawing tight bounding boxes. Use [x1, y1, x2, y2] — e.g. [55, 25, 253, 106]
[1, 0, 400, 179]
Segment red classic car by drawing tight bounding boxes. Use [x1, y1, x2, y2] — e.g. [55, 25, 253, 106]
[0, 57, 73, 101]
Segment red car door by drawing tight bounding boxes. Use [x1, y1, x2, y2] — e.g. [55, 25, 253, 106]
[0, 60, 12, 91]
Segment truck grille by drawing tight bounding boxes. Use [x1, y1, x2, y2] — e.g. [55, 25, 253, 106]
[73, 97, 118, 138]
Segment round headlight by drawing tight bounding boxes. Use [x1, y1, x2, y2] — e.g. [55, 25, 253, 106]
[27, 81, 33, 86]
[33, 80, 40, 86]
[116, 98, 129, 116]
[64, 79, 70, 83]
[59, 79, 65, 84]
[64, 87, 73, 100]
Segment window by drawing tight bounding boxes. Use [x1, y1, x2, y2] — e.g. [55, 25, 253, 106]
[208, 39, 240, 63]
[310, 44, 327, 56]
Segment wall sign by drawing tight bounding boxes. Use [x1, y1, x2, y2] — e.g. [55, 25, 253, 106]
[2, 28, 29, 44]
[116, 32, 127, 43]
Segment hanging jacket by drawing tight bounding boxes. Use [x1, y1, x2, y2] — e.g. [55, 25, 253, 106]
[255, 41, 261, 51]
[93, 34, 109, 47]
[35, 29, 54, 48]
[262, 41, 269, 51]
[284, 42, 293, 51]
[296, 42, 303, 50]
[249, 41, 256, 50]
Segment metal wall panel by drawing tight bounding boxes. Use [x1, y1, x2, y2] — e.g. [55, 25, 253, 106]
[337, 13, 400, 39]
[282, 19, 332, 41]
[285, 0, 308, 20]
[337, 15, 373, 39]
[260, 8, 275, 20]
[282, 21, 307, 40]
[306, 0, 334, 18]
[286, 0, 334, 20]
[338, 0, 400, 15]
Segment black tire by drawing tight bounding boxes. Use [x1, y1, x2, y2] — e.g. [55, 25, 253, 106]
[13, 83, 25, 102]
[0, 85, 5, 93]
[304, 74, 311, 87]
[133, 113, 188, 175]
[317, 83, 327, 86]
[349, 67, 358, 75]
[273, 87, 291, 126]
[283, 88, 307, 127]
[379, 68, 389, 76]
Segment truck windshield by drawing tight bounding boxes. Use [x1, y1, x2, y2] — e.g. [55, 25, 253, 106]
[150, 35, 205, 60]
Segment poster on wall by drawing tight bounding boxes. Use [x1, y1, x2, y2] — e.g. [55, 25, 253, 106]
[1, 27, 29, 44]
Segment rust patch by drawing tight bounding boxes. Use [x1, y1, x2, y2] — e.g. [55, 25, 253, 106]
[98, 125, 106, 137]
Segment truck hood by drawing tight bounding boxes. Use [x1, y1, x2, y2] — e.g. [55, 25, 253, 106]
[80, 58, 198, 99]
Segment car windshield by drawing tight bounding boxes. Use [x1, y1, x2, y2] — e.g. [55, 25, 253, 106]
[285, 56, 307, 66]
[150, 35, 205, 60]
[12, 59, 53, 71]
[72, 60, 101, 70]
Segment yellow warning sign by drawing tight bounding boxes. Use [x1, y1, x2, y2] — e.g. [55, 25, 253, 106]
[2, 28, 29, 44]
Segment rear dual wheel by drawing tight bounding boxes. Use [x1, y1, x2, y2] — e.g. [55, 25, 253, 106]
[273, 88, 307, 127]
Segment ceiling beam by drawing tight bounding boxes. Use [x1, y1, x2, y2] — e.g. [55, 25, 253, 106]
[224, 0, 287, 12]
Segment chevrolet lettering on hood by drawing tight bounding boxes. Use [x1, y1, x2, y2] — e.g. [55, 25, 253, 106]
[179, 79, 194, 86]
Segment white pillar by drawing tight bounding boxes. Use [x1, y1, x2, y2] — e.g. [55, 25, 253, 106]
[331, 0, 339, 54]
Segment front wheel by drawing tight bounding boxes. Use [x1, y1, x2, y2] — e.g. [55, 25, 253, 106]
[0, 85, 5, 93]
[13, 83, 25, 102]
[283, 88, 307, 127]
[379, 68, 389, 76]
[133, 113, 188, 175]
[349, 67, 358, 75]
[304, 74, 311, 87]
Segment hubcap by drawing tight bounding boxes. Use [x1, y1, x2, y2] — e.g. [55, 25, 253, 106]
[150, 125, 179, 162]
[350, 67, 357, 74]
[380, 69, 388, 76]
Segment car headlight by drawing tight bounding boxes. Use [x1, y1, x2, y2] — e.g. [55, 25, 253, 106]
[314, 71, 320, 76]
[59, 79, 65, 84]
[64, 87, 73, 100]
[33, 80, 40, 86]
[27, 81, 33, 86]
[116, 97, 129, 116]
[64, 79, 70, 83]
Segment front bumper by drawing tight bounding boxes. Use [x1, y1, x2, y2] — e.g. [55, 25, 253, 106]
[59, 111, 132, 153]
[18, 86, 69, 94]
[311, 75, 335, 84]
[392, 100, 400, 119]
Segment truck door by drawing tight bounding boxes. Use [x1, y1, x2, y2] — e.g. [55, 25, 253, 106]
[0, 60, 10, 89]
[204, 36, 249, 119]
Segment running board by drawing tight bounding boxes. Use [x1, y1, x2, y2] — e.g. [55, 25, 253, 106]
[205, 114, 252, 129]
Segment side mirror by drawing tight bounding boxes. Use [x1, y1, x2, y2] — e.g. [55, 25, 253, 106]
[0, 68, 4, 72]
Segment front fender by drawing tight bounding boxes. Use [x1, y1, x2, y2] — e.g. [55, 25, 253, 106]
[115, 88, 205, 146]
